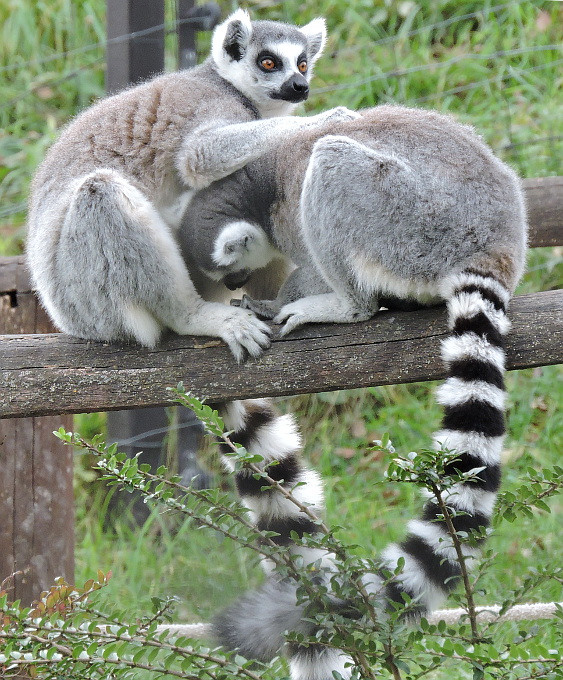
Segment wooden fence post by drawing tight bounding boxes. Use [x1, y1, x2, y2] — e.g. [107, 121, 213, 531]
[177, 0, 197, 70]
[106, 0, 165, 93]
[0, 259, 74, 605]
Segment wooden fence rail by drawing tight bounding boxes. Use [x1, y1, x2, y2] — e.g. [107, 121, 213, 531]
[1, 176, 562, 420]
[0, 175, 561, 608]
[1, 289, 561, 419]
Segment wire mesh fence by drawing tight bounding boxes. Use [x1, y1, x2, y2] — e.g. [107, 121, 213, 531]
[0, 0, 560, 234]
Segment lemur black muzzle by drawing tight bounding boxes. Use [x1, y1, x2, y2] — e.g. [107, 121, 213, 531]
[271, 73, 309, 103]
[223, 269, 252, 291]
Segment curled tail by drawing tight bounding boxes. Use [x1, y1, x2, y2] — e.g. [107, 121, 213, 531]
[379, 269, 510, 612]
[212, 269, 512, 679]
[218, 399, 328, 572]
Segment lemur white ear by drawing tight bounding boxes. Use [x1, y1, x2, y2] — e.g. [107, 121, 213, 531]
[212, 221, 257, 266]
[300, 17, 327, 63]
[211, 9, 253, 63]
[224, 234, 252, 255]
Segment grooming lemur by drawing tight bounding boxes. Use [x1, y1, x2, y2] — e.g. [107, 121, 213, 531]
[26, 8, 358, 360]
[26, 15, 348, 676]
[178, 106, 527, 679]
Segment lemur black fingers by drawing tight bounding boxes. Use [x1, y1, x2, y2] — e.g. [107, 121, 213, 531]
[239, 294, 281, 320]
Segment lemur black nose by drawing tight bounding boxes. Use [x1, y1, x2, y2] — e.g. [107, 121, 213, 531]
[272, 73, 310, 102]
[292, 80, 309, 94]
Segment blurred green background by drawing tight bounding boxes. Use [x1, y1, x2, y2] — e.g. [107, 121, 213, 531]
[0, 1, 561, 677]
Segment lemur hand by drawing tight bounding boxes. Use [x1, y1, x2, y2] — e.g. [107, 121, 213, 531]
[207, 305, 272, 362]
[307, 107, 361, 126]
[232, 294, 282, 320]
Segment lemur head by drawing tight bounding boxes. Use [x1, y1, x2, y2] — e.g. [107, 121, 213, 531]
[203, 221, 278, 290]
[211, 9, 327, 117]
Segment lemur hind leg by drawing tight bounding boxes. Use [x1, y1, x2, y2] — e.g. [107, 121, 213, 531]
[56, 169, 270, 359]
[274, 135, 401, 335]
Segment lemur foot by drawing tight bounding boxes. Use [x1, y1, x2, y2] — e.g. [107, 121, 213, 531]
[234, 294, 281, 320]
[219, 307, 272, 362]
[274, 294, 373, 336]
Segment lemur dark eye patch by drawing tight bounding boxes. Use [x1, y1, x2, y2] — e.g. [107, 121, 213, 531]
[257, 51, 280, 71]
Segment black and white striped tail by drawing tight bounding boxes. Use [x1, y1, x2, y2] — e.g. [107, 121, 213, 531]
[379, 269, 510, 613]
[213, 399, 338, 668]
[213, 270, 512, 680]
[218, 399, 329, 572]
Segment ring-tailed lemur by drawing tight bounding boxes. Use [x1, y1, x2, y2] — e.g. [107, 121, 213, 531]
[26, 8, 357, 360]
[26, 15, 349, 675]
[178, 105, 527, 679]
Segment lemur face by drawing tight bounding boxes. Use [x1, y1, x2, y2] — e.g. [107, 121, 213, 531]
[252, 41, 311, 105]
[211, 10, 326, 116]
[202, 221, 278, 290]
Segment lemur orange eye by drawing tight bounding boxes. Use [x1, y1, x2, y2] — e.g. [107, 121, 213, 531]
[260, 58, 276, 71]
[298, 60, 308, 73]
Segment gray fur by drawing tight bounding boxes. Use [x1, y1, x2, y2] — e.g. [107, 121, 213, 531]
[183, 105, 527, 680]
[213, 580, 305, 662]
[180, 105, 527, 331]
[26, 9, 356, 359]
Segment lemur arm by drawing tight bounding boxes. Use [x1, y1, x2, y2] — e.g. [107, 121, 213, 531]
[176, 107, 359, 190]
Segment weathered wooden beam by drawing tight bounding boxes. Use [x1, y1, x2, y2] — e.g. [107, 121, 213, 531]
[0, 287, 73, 606]
[522, 176, 563, 247]
[1, 290, 561, 419]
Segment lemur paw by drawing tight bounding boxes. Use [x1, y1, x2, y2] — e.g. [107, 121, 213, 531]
[274, 295, 375, 336]
[220, 308, 272, 362]
[274, 301, 312, 336]
[236, 294, 281, 320]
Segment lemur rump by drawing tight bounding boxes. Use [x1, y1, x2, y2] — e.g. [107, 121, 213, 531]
[180, 106, 527, 679]
[181, 105, 526, 323]
[26, 9, 357, 360]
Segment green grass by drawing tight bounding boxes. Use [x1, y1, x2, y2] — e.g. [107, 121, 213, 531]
[1, 0, 561, 677]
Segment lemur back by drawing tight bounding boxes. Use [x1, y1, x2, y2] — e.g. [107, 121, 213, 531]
[182, 105, 526, 321]
[178, 106, 527, 680]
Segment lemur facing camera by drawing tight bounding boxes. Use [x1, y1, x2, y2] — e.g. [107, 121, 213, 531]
[179, 106, 527, 679]
[26, 8, 357, 360]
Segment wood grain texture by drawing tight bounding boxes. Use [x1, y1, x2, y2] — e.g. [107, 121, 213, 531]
[0, 284, 73, 605]
[522, 176, 563, 247]
[0, 417, 74, 604]
[1, 290, 561, 419]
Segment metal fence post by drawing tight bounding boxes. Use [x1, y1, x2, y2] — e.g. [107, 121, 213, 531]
[177, 0, 197, 70]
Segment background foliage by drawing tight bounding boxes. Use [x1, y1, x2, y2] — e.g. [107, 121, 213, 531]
[0, 0, 561, 678]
